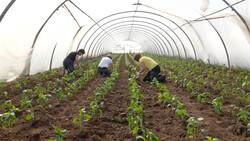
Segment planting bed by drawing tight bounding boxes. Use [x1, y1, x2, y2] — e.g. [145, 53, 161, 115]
[0, 54, 249, 141]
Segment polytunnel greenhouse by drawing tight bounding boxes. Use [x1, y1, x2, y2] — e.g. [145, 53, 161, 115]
[0, 0, 249, 140]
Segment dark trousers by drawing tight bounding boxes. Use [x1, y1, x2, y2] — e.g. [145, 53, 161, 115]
[98, 67, 111, 77]
[63, 59, 74, 74]
[143, 65, 165, 82]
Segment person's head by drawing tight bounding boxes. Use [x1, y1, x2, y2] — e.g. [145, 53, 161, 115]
[134, 53, 142, 62]
[78, 49, 85, 55]
[107, 54, 112, 60]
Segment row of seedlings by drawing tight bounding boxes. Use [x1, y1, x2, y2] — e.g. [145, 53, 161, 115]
[127, 54, 212, 140]
[125, 54, 159, 141]
[73, 54, 122, 131]
[0, 57, 103, 133]
[145, 54, 250, 134]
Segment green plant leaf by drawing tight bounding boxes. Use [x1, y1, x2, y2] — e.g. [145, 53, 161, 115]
[73, 118, 78, 123]
[26, 114, 32, 120]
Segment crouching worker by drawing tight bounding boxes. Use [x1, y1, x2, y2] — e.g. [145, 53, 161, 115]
[134, 53, 166, 83]
[98, 54, 113, 77]
[63, 49, 85, 75]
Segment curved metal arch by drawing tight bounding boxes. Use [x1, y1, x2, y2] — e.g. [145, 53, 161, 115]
[95, 28, 160, 58]
[0, 0, 16, 23]
[135, 10, 197, 59]
[202, 16, 230, 67]
[87, 23, 164, 58]
[96, 40, 115, 57]
[84, 16, 180, 57]
[96, 29, 160, 57]
[87, 22, 175, 59]
[66, 26, 83, 56]
[49, 43, 57, 70]
[21, 0, 69, 76]
[222, 0, 249, 32]
[93, 26, 163, 58]
[97, 32, 156, 57]
[96, 31, 157, 57]
[82, 15, 179, 58]
[92, 24, 170, 58]
[92, 26, 167, 59]
[76, 11, 195, 59]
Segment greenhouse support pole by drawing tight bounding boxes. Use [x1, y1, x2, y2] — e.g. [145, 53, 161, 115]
[49, 43, 57, 70]
[21, 0, 69, 76]
[222, 0, 249, 32]
[83, 16, 174, 57]
[0, 0, 16, 23]
[86, 22, 170, 59]
[94, 28, 161, 58]
[204, 17, 230, 67]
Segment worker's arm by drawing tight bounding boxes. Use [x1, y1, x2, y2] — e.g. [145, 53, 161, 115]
[75, 54, 83, 70]
[109, 63, 113, 70]
[139, 62, 147, 76]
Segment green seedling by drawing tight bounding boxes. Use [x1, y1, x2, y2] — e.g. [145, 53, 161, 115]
[206, 136, 219, 141]
[231, 105, 250, 123]
[0, 111, 19, 132]
[21, 78, 30, 85]
[197, 92, 210, 103]
[73, 107, 91, 131]
[49, 125, 67, 141]
[186, 117, 204, 139]
[2, 100, 20, 113]
[212, 96, 223, 115]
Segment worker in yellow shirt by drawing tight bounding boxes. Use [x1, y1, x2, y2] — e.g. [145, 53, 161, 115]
[134, 53, 166, 83]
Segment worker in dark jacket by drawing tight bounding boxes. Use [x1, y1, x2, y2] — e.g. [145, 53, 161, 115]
[63, 49, 85, 75]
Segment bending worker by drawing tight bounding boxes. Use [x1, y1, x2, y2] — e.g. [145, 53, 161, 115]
[63, 49, 85, 75]
[134, 53, 165, 83]
[98, 54, 113, 77]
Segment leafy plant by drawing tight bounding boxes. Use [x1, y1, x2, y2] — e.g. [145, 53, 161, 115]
[206, 136, 219, 141]
[36, 93, 52, 108]
[2, 100, 20, 113]
[21, 78, 30, 85]
[175, 102, 189, 119]
[90, 100, 103, 117]
[48, 125, 67, 141]
[212, 96, 223, 115]
[57, 88, 64, 100]
[21, 96, 42, 120]
[0, 111, 19, 132]
[186, 117, 204, 139]
[14, 81, 21, 89]
[231, 105, 250, 123]
[197, 92, 210, 103]
[73, 107, 91, 131]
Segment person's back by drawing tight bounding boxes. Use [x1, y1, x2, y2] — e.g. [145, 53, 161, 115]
[98, 55, 113, 77]
[66, 52, 78, 62]
[134, 53, 165, 83]
[98, 57, 112, 68]
[139, 56, 158, 71]
[63, 49, 85, 75]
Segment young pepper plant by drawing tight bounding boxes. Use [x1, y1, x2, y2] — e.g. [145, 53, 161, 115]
[48, 125, 67, 141]
[73, 107, 91, 132]
[186, 117, 205, 139]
